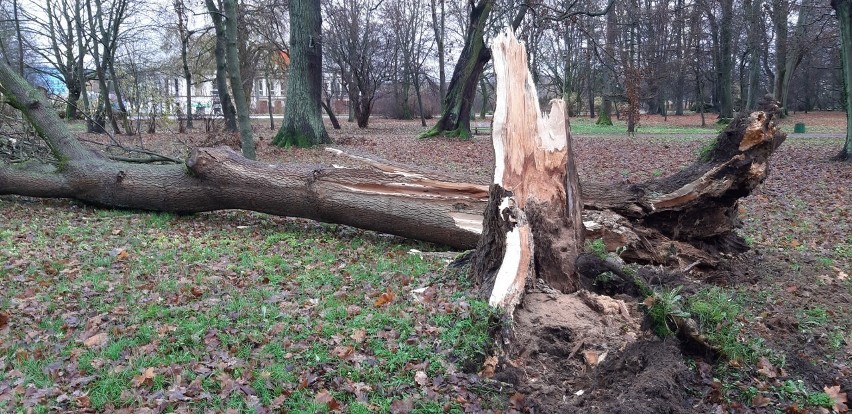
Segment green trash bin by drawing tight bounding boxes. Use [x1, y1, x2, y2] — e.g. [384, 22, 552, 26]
[794, 123, 805, 133]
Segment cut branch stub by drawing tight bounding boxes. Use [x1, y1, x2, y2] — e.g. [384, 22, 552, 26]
[472, 29, 585, 314]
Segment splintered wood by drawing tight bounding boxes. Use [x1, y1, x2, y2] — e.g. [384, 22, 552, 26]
[473, 29, 584, 314]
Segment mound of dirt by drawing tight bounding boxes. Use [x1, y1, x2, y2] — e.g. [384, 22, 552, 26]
[500, 291, 699, 413]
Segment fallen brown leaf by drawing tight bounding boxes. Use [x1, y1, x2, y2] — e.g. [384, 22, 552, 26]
[583, 350, 600, 366]
[131, 367, 156, 388]
[350, 328, 367, 343]
[190, 286, 203, 297]
[315, 390, 342, 411]
[824, 385, 848, 413]
[83, 332, 109, 348]
[374, 290, 395, 307]
[752, 394, 771, 408]
[480, 355, 498, 378]
[332, 345, 354, 359]
[75, 394, 91, 407]
[390, 398, 414, 413]
[414, 370, 428, 386]
[756, 357, 777, 378]
[0, 311, 8, 329]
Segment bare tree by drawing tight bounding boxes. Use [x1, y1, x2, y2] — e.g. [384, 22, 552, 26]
[272, 0, 330, 147]
[173, 0, 195, 130]
[718, 0, 734, 119]
[324, 0, 389, 128]
[24, 0, 89, 119]
[204, 0, 237, 132]
[831, 0, 852, 160]
[223, 0, 255, 158]
[386, 0, 435, 125]
[745, 0, 763, 110]
[429, 0, 447, 106]
[84, 0, 135, 134]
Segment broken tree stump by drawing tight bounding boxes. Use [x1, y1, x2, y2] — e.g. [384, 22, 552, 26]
[471, 29, 585, 314]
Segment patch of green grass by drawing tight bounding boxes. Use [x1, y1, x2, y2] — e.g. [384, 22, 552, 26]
[585, 238, 607, 259]
[697, 138, 717, 162]
[433, 300, 500, 372]
[771, 379, 835, 410]
[644, 287, 690, 338]
[798, 306, 829, 330]
[569, 117, 714, 135]
[687, 287, 758, 363]
[0, 201, 508, 411]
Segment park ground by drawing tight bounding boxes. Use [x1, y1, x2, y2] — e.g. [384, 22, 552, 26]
[1, 112, 850, 413]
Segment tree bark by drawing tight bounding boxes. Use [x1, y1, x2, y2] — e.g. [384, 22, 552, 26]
[745, 0, 762, 110]
[832, 0, 852, 160]
[175, 0, 194, 130]
[273, 0, 330, 147]
[429, 0, 446, 107]
[772, 0, 789, 115]
[421, 0, 494, 139]
[718, 0, 734, 119]
[471, 31, 584, 314]
[0, 53, 786, 280]
[205, 0, 237, 132]
[223, 0, 255, 159]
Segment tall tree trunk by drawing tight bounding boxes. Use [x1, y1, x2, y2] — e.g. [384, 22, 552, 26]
[108, 59, 133, 134]
[780, 0, 811, 114]
[176, 0, 194, 130]
[597, 8, 616, 126]
[746, 0, 762, 110]
[321, 99, 341, 129]
[266, 75, 274, 130]
[421, 0, 494, 139]
[13, 0, 24, 76]
[205, 0, 237, 132]
[272, 0, 330, 147]
[479, 77, 488, 119]
[85, 0, 121, 134]
[223, 0, 255, 158]
[414, 71, 427, 127]
[832, 0, 852, 160]
[772, 0, 789, 115]
[430, 0, 446, 107]
[74, 0, 89, 119]
[718, 0, 734, 118]
[587, 48, 595, 118]
[674, 0, 685, 115]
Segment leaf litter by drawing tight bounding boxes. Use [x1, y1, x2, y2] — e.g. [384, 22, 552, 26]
[1, 114, 850, 412]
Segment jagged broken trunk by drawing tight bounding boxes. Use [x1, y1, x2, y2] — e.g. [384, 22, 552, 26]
[470, 30, 584, 313]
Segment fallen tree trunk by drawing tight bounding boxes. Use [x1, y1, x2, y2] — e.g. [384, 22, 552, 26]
[0, 51, 784, 275]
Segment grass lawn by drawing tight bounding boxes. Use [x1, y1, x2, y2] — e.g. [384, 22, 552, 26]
[0, 203, 501, 412]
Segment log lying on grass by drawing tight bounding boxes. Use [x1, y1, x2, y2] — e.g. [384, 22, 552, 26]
[0, 45, 784, 289]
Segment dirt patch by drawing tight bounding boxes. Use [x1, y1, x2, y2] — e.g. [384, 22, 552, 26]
[497, 291, 697, 413]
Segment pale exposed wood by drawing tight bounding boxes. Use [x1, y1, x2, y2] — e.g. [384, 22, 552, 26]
[473, 29, 585, 314]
